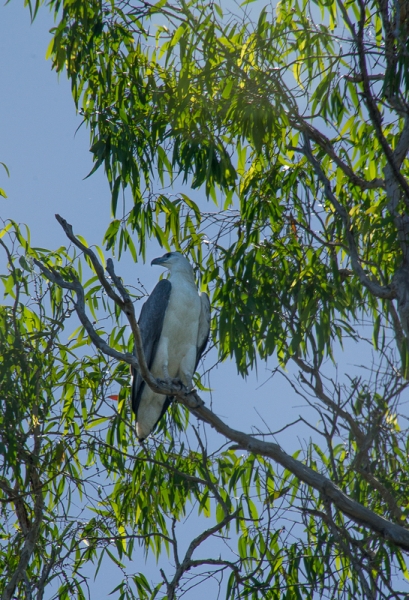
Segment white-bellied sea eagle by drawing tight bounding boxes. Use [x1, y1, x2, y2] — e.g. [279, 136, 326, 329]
[131, 252, 210, 441]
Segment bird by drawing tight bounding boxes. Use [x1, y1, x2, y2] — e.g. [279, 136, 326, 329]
[131, 251, 210, 441]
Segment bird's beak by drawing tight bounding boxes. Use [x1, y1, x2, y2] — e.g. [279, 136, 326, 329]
[151, 256, 167, 266]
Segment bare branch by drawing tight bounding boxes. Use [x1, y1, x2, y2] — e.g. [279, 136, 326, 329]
[292, 354, 366, 445]
[165, 510, 240, 600]
[36, 547, 58, 600]
[193, 427, 230, 518]
[55, 214, 124, 305]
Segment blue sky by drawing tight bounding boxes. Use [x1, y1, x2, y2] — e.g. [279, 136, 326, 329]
[0, 2, 112, 248]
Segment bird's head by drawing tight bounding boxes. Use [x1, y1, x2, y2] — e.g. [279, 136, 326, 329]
[151, 252, 192, 274]
[151, 252, 186, 270]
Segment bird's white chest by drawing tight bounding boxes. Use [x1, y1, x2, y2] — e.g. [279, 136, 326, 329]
[164, 282, 200, 339]
[151, 276, 201, 382]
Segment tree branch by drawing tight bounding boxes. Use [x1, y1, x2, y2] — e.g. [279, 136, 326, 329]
[166, 510, 239, 600]
[2, 464, 44, 600]
[291, 354, 366, 445]
[301, 134, 395, 300]
[186, 400, 409, 550]
[35, 216, 409, 554]
[299, 121, 385, 191]
[355, 0, 409, 208]
[36, 547, 58, 600]
[193, 427, 230, 518]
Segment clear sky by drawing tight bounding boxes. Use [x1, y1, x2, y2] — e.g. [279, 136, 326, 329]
[1, 4, 108, 241]
[2, 2, 391, 598]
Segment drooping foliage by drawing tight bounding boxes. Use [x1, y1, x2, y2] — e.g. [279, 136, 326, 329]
[42, 0, 409, 373]
[2, 0, 409, 597]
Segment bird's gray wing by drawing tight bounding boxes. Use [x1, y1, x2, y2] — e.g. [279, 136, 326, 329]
[195, 292, 211, 369]
[131, 279, 172, 417]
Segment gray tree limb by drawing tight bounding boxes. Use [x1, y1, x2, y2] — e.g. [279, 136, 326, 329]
[2, 465, 44, 600]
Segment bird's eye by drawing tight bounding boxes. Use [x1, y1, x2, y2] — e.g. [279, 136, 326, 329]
[165, 252, 171, 258]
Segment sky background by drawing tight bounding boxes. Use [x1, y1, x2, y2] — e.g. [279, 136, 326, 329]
[1, 1, 407, 598]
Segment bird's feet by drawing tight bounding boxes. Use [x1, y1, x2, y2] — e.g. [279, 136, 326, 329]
[158, 376, 187, 393]
[171, 377, 189, 392]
